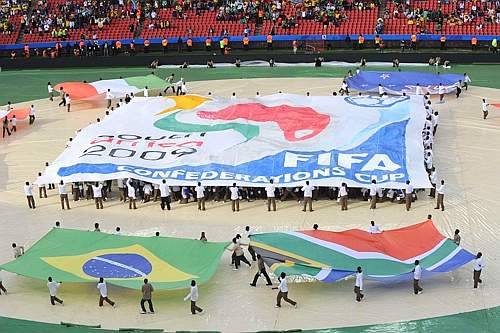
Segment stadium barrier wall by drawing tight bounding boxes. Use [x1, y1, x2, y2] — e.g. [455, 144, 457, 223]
[1, 33, 499, 51]
[1, 50, 499, 69]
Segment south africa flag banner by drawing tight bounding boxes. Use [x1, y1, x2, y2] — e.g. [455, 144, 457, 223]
[0, 229, 229, 290]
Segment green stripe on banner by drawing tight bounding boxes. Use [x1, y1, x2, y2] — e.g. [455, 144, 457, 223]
[252, 233, 454, 275]
[123, 74, 166, 89]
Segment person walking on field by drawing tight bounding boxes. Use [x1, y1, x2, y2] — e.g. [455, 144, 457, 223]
[24, 181, 36, 209]
[140, 278, 154, 314]
[231, 237, 251, 270]
[250, 254, 273, 286]
[97, 277, 116, 307]
[265, 179, 277, 211]
[301, 180, 314, 212]
[275, 272, 297, 308]
[473, 252, 484, 288]
[354, 266, 364, 302]
[184, 280, 203, 315]
[47, 277, 64, 305]
[413, 260, 423, 294]
[434, 180, 445, 211]
[404, 180, 413, 211]
[66, 94, 71, 112]
[482, 99, 489, 120]
[338, 182, 348, 210]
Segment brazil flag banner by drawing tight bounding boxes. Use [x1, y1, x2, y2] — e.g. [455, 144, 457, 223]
[0, 229, 229, 290]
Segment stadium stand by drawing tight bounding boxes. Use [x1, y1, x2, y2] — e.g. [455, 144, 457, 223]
[0, 0, 30, 44]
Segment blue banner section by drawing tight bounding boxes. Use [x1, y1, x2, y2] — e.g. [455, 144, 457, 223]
[347, 71, 464, 94]
[1, 33, 498, 50]
[57, 121, 409, 187]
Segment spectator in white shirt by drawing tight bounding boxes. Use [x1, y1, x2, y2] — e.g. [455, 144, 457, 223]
[434, 180, 445, 211]
[482, 98, 489, 120]
[159, 179, 171, 211]
[184, 280, 203, 314]
[229, 183, 240, 212]
[24, 181, 36, 209]
[47, 276, 63, 305]
[369, 179, 378, 209]
[92, 182, 104, 209]
[473, 252, 484, 288]
[97, 277, 116, 307]
[265, 179, 277, 211]
[195, 182, 206, 211]
[413, 260, 423, 294]
[354, 266, 364, 302]
[275, 272, 297, 308]
[404, 180, 413, 211]
[58, 180, 70, 210]
[368, 221, 382, 234]
[301, 180, 315, 212]
[338, 182, 348, 210]
[12, 243, 25, 258]
[126, 179, 137, 209]
[438, 83, 445, 103]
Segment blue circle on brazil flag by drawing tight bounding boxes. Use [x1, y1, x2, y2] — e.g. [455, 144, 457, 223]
[83, 253, 152, 278]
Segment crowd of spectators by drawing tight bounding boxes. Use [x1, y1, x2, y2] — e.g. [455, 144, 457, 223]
[23, 0, 138, 39]
[1, 0, 30, 36]
[141, 0, 380, 35]
[385, 0, 500, 34]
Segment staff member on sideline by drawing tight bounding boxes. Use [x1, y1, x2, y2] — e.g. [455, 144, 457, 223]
[404, 180, 413, 211]
[473, 252, 484, 288]
[338, 182, 348, 210]
[195, 182, 206, 211]
[184, 280, 203, 315]
[97, 277, 116, 307]
[229, 183, 240, 212]
[160, 179, 171, 210]
[47, 277, 64, 305]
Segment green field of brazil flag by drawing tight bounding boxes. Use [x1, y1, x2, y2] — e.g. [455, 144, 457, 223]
[0, 229, 229, 290]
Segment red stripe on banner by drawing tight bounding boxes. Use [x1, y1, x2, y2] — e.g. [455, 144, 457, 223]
[299, 220, 445, 261]
[54, 82, 99, 100]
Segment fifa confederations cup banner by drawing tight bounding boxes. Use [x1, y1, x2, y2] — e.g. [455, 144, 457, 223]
[38, 94, 431, 189]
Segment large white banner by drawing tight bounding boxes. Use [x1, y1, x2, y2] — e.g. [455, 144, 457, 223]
[38, 94, 431, 188]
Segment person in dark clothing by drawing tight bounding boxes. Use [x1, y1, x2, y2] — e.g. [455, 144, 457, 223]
[250, 254, 272, 286]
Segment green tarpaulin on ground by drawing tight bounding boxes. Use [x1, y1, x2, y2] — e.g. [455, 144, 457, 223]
[0, 228, 229, 290]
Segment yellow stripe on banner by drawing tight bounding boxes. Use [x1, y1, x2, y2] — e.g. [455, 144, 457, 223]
[250, 241, 329, 268]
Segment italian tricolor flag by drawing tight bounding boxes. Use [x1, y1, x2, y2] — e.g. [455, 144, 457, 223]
[53, 74, 166, 100]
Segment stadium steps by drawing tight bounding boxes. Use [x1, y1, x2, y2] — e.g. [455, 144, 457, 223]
[16, 0, 36, 44]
